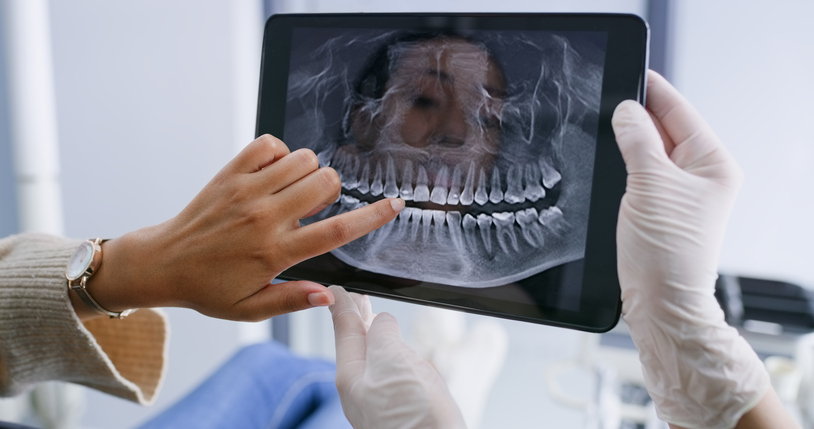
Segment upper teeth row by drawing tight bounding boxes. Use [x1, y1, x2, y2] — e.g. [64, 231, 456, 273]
[328, 151, 562, 206]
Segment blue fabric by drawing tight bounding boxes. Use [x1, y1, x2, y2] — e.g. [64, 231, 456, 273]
[138, 342, 351, 429]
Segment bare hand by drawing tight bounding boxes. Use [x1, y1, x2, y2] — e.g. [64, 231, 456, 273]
[83, 135, 404, 321]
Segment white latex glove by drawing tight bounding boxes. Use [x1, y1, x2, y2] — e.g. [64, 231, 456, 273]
[328, 285, 467, 429]
[612, 70, 770, 429]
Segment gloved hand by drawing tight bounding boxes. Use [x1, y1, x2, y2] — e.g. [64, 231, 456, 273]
[328, 285, 467, 429]
[612, 71, 770, 429]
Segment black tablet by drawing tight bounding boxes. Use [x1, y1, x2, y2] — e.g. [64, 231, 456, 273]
[258, 13, 648, 332]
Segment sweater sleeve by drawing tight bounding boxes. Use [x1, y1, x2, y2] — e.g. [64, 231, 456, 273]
[0, 233, 169, 405]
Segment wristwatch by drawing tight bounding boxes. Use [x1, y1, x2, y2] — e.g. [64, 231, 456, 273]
[66, 238, 135, 319]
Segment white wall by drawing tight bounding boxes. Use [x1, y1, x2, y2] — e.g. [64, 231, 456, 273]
[47, 1, 265, 427]
[671, 1, 814, 289]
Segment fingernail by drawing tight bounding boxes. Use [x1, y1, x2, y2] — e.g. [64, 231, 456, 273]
[390, 198, 405, 213]
[308, 292, 333, 307]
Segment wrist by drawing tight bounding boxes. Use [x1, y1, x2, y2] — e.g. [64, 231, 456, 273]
[80, 228, 173, 315]
[624, 306, 770, 429]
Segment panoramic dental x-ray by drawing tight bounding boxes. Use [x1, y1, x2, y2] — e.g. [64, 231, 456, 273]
[285, 29, 606, 288]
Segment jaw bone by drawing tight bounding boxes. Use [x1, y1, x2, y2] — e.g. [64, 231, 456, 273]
[312, 141, 586, 289]
[314, 193, 580, 288]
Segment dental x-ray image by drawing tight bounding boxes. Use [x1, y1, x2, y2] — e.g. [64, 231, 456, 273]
[284, 28, 607, 288]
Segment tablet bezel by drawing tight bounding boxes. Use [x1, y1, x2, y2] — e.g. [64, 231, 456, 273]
[257, 13, 648, 333]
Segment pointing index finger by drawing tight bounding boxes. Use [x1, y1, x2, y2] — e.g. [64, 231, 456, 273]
[288, 198, 404, 262]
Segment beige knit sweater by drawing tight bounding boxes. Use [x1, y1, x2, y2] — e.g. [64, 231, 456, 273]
[0, 233, 169, 405]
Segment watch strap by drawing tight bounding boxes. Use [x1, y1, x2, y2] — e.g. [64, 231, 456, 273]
[70, 275, 135, 319]
[68, 238, 136, 319]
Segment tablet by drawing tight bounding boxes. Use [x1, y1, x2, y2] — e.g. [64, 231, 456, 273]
[257, 13, 648, 332]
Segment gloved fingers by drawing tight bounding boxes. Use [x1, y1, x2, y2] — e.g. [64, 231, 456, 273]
[612, 99, 673, 174]
[328, 285, 368, 380]
[648, 109, 676, 155]
[645, 71, 739, 179]
[365, 312, 412, 360]
[349, 292, 376, 329]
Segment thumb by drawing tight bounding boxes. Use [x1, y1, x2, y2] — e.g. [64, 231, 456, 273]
[611, 100, 672, 174]
[230, 280, 332, 321]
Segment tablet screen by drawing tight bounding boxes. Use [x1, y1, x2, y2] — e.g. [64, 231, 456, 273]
[259, 14, 647, 331]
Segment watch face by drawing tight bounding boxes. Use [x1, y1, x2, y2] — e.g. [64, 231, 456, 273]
[66, 242, 94, 280]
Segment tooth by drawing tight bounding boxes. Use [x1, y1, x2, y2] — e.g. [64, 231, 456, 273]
[331, 150, 346, 170]
[357, 160, 370, 194]
[370, 162, 383, 196]
[317, 145, 336, 167]
[332, 151, 347, 182]
[320, 200, 341, 218]
[368, 214, 395, 245]
[377, 217, 396, 241]
[540, 158, 562, 189]
[474, 167, 489, 205]
[343, 156, 360, 190]
[430, 166, 450, 205]
[398, 207, 411, 221]
[432, 210, 447, 245]
[393, 206, 412, 240]
[460, 162, 476, 205]
[399, 160, 414, 201]
[414, 165, 430, 202]
[447, 164, 463, 205]
[523, 164, 545, 202]
[383, 155, 399, 198]
[338, 194, 360, 213]
[446, 211, 465, 249]
[489, 167, 504, 204]
[538, 206, 564, 225]
[406, 207, 422, 240]
[493, 212, 519, 253]
[462, 213, 478, 249]
[516, 208, 544, 247]
[422, 209, 433, 240]
[504, 165, 525, 204]
[463, 213, 477, 230]
[476, 213, 493, 253]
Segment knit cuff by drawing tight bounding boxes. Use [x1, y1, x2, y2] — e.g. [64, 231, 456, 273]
[0, 233, 169, 405]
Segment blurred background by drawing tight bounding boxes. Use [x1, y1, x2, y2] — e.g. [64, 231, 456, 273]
[0, 0, 812, 428]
